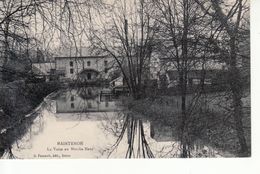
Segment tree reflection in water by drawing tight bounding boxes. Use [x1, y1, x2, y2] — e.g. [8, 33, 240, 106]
[100, 92, 232, 158]
[101, 113, 154, 158]
[77, 87, 99, 100]
[0, 98, 53, 159]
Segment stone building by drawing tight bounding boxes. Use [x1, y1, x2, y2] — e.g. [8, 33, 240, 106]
[55, 55, 114, 82]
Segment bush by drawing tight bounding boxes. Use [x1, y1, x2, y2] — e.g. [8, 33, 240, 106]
[0, 81, 60, 130]
[23, 81, 61, 107]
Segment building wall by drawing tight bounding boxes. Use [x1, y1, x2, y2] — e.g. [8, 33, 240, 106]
[55, 56, 114, 80]
[153, 56, 227, 88]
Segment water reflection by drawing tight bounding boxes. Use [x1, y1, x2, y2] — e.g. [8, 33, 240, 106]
[102, 114, 154, 158]
[0, 88, 231, 159]
[56, 87, 121, 114]
[0, 102, 48, 159]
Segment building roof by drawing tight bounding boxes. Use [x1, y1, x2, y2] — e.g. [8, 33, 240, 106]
[166, 69, 224, 80]
[32, 62, 55, 75]
[54, 55, 109, 59]
[54, 46, 108, 57]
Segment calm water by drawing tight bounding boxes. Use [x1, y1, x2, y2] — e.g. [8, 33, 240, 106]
[1, 87, 230, 159]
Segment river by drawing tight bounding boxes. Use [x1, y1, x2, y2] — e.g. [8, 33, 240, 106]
[1, 87, 233, 159]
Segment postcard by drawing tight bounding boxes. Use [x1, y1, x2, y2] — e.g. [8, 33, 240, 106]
[0, 0, 252, 161]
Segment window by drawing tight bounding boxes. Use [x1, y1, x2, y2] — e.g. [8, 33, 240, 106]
[204, 79, 212, 85]
[188, 78, 193, 86]
[70, 68, 74, 74]
[87, 88, 92, 95]
[105, 101, 109, 107]
[87, 73, 91, 80]
[71, 96, 74, 101]
[87, 102, 92, 108]
[104, 60, 108, 66]
[87, 61, 91, 66]
[70, 61, 73, 67]
[104, 61, 108, 73]
[71, 103, 74, 108]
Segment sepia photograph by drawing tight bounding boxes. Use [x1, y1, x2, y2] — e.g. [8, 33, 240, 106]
[0, 0, 252, 161]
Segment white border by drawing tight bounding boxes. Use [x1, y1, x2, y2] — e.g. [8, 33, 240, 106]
[1, 0, 260, 173]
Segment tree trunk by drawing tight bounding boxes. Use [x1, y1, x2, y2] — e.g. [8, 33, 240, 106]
[180, 0, 189, 158]
[229, 36, 249, 156]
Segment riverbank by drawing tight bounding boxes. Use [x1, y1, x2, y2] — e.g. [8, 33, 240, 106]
[0, 80, 61, 156]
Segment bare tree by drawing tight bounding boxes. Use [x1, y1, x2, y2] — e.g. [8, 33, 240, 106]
[150, 0, 221, 157]
[194, 0, 250, 157]
[0, 0, 101, 82]
[90, 0, 158, 99]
